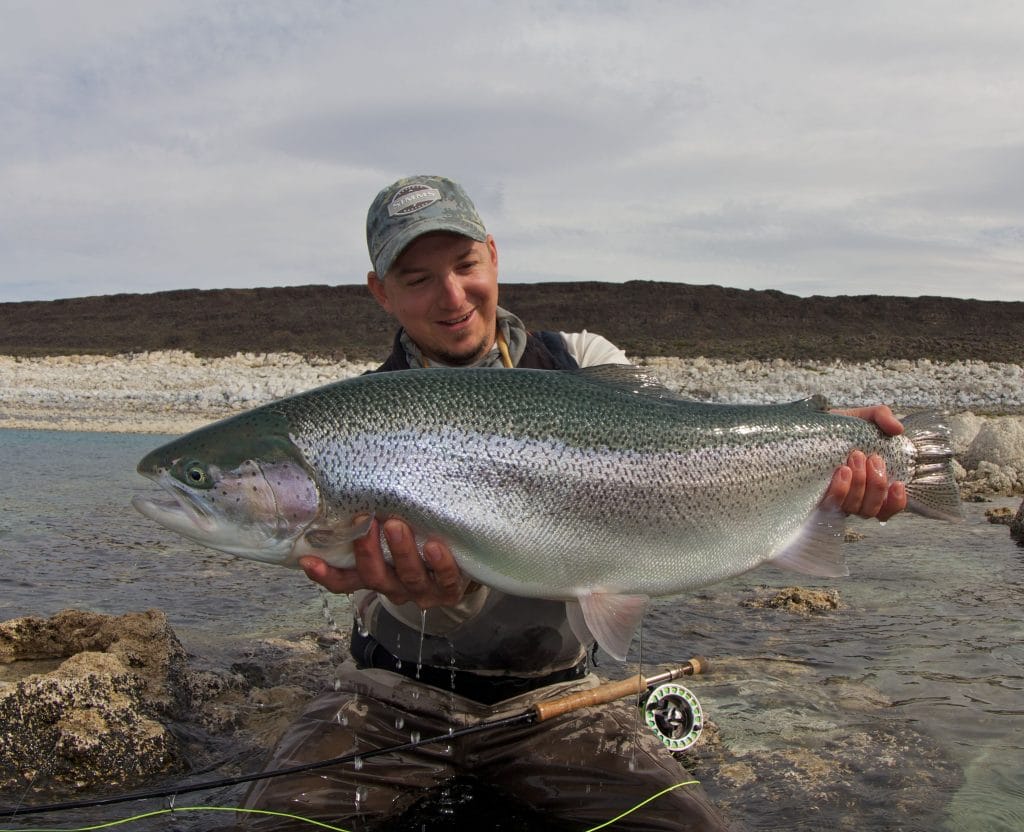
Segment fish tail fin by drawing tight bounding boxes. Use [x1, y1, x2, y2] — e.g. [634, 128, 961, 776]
[900, 411, 964, 522]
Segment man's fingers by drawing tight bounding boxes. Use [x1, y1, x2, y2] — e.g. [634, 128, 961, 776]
[877, 482, 907, 522]
[386, 518, 435, 597]
[351, 517, 411, 604]
[424, 540, 467, 604]
[856, 454, 888, 519]
[299, 557, 362, 595]
[840, 451, 868, 515]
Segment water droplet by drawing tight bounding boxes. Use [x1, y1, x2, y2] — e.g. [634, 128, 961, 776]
[395, 717, 405, 730]
[334, 678, 341, 691]
[409, 730, 421, 744]
[353, 756, 364, 771]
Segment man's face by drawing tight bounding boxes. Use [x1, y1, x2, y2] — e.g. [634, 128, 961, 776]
[368, 231, 499, 366]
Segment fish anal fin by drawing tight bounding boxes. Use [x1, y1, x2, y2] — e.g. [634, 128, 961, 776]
[290, 515, 373, 568]
[771, 501, 850, 578]
[576, 592, 650, 661]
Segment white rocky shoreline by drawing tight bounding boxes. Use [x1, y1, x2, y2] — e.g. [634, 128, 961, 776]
[2, 350, 1023, 495]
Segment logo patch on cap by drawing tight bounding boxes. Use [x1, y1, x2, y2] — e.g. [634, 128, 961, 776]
[388, 184, 442, 217]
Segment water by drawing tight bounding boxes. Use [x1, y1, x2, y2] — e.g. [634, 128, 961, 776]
[0, 430, 325, 651]
[1, 429, 1022, 830]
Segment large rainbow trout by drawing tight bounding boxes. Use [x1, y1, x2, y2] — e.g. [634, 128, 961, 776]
[133, 365, 961, 659]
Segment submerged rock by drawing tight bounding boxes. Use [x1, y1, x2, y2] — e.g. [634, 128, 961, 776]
[0, 609, 190, 790]
[985, 506, 1015, 525]
[0, 609, 347, 799]
[741, 586, 843, 616]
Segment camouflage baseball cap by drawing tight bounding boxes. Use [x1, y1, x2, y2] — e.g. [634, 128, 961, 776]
[366, 175, 488, 276]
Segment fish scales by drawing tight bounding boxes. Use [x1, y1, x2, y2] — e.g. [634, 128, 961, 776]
[133, 364, 962, 659]
[246, 370, 902, 593]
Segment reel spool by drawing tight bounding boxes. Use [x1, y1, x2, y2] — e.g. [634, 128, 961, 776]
[643, 682, 703, 751]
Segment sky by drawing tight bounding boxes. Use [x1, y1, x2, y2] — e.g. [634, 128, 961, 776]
[2, 1, 1023, 304]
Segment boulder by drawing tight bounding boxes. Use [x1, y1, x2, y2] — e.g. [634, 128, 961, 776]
[1012, 498, 1024, 546]
[962, 418, 1024, 471]
[0, 609, 190, 790]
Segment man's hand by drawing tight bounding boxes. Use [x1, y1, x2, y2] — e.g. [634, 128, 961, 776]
[299, 517, 468, 608]
[825, 405, 907, 521]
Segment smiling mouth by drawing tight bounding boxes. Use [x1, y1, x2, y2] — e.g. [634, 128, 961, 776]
[439, 310, 474, 328]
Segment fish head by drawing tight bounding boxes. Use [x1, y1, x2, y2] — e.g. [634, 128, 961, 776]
[132, 410, 321, 566]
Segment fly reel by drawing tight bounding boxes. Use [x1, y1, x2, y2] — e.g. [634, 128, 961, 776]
[643, 682, 703, 751]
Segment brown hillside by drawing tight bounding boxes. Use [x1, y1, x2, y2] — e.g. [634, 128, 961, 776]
[0, 281, 1020, 363]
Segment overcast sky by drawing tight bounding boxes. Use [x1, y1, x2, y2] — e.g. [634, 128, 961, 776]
[2, 1, 1023, 303]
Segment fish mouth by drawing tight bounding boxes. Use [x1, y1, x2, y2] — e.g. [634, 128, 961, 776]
[132, 476, 218, 537]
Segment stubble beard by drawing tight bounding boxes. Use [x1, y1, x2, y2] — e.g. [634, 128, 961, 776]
[432, 330, 495, 367]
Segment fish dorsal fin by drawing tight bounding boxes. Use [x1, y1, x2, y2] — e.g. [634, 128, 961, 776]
[575, 364, 685, 401]
[771, 500, 849, 578]
[791, 394, 831, 412]
[570, 592, 650, 661]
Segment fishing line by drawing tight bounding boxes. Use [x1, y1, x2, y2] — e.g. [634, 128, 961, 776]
[0, 781, 704, 832]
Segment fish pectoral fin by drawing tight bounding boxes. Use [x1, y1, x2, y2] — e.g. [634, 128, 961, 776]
[571, 593, 650, 662]
[291, 516, 373, 569]
[771, 501, 850, 578]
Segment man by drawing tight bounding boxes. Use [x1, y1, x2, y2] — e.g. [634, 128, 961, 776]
[243, 175, 906, 830]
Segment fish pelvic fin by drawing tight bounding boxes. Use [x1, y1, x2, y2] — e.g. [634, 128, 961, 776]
[568, 593, 650, 661]
[901, 412, 964, 522]
[772, 500, 850, 578]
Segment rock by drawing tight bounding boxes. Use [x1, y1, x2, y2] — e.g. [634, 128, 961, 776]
[0, 608, 188, 715]
[965, 461, 1023, 496]
[0, 610, 190, 791]
[0, 611, 345, 797]
[963, 418, 1024, 472]
[1011, 498, 1024, 546]
[741, 586, 843, 616]
[947, 411, 985, 457]
[985, 507, 1014, 525]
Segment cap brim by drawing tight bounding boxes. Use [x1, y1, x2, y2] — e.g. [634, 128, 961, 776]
[374, 217, 488, 276]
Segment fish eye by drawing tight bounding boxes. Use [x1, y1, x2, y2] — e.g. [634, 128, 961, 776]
[181, 461, 212, 489]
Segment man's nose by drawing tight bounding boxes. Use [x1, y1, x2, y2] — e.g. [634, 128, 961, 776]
[437, 271, 467, 307]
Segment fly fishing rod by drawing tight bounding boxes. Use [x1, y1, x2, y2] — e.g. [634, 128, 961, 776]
[2, 657, 707, 820]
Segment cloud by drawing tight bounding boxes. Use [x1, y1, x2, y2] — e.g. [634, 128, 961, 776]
[1, 1, 1022, 303]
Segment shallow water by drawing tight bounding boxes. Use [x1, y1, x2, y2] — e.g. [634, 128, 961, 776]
[1, 429, 1022, 830]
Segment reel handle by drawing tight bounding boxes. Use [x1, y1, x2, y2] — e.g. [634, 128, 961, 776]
[532, 657, 707, 723]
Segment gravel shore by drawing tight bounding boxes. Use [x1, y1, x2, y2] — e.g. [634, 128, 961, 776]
[2, 350, 1022, 494]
